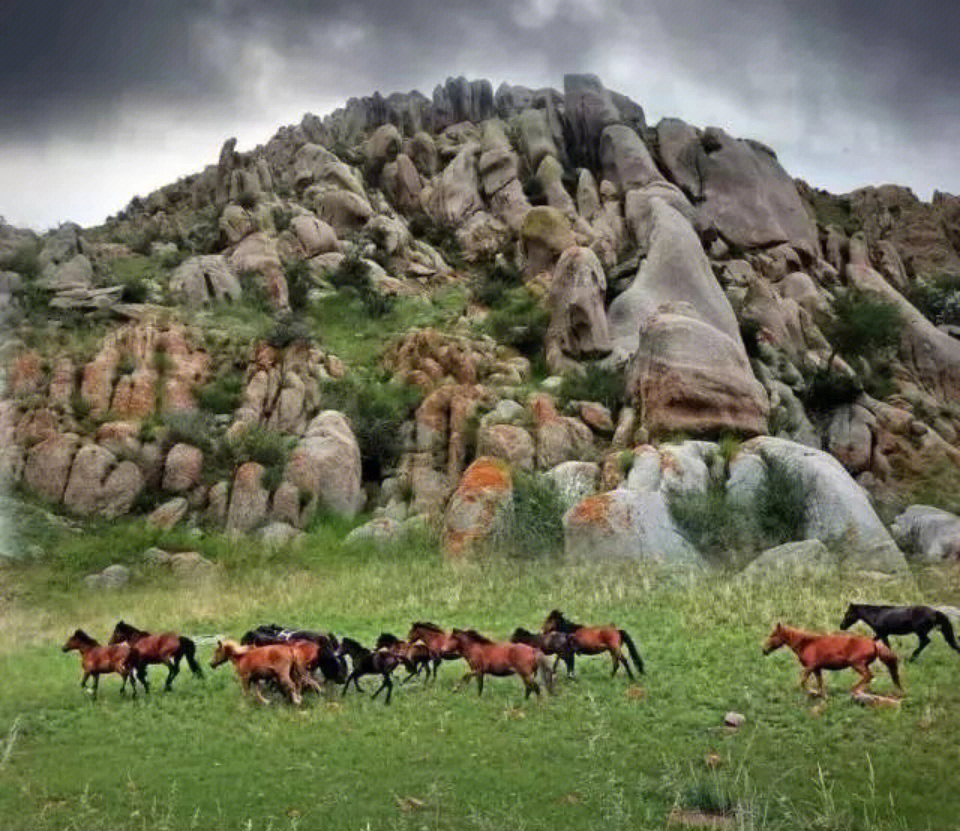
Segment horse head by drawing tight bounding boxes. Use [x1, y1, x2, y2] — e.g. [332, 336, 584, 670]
[62, 629, 93, 652]
[542, 610, 565, 633]
[108, 620, 131, 645]
[762, 622, 786, 655]
[838, 604, 860, 631]
[210, 639, 232, 668]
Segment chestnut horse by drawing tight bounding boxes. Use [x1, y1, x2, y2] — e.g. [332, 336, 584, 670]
[210, 639, 314, 705]
[406, 622, 463, 679]
[62, 629, 142, 699]
[510, 627, 577, 677]
[376, 633, 434, 682]
[541, 610, 644, 679]
[241, 626, 347, 685]
[449, 629, 553, 698]
[109, 620, 203, 692]
[762, 622, 902, 697]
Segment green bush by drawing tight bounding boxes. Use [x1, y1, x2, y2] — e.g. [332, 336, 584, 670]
[267, 315, 314, 349]
[483, 287, 548, 359]
[668, 456, 811, 563]
[802, 368, 862, 413]
[908, 274, 960, 327]
[823, 287, 902, 368]
[557, 364, 626, 413]
[407, 213, 463, 268]
[238, 270, 272, 313]
[321, 374, 422, 480]
[326, 253, 393, 318]
[195, 372, 243, 414]
[272, 207, 293, 233]
[471, 257, 523, 307]
[498, 471, 566, 558]
[283, 260, 312, 311]
[2, 239, 41, 277]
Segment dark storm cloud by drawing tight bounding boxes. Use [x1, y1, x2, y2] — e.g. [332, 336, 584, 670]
[1, 0, 958, 227]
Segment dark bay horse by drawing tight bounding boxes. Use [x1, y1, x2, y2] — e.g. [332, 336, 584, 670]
[406, 622, 463, 679]
[337, 638, 402, 705]
[510, 627, 577, 677]
[449, 629, 553, 698]
[839, 604, 960, 662]
[109, 621, 202, 692]
[763, 622, 902, 697]
[62, 629, 142, 699]
[376, 633, 434, 682]
[210, 640, 310, 705]
[541, 610, 644, 679]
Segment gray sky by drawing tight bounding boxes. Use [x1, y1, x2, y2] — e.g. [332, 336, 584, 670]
[1, 0, 958, 230]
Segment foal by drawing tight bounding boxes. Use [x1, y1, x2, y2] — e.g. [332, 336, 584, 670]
[449, 629, 553, 698]
[376, 633, 434, 682]
[209, 640, 311, 705]
[541, 610, 644, 679]
[337, 638, 402, 705]
[763, 622, 902, 697]
[62, 629, 141, 699]
[109, 620, 203, 692]
[839, 604, 960, 662]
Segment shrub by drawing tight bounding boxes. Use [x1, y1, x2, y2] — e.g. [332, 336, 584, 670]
[483, 287, 548, 359]
[557, 364, 626, 413]
[284, 260, 312, 311]
[238, 270, 272, 313]
[162, 411, 218, 455]
[267, 315, 314, 349]
[667, 455, 811, 563]
[321, 374, 422, 480]
[407, 213, 463, 268]
[471, 257, 523, 307]
[498, 471, 566, 558]
[185, 209, 222, 254]
[236, 423, 293, 471]
[195, 372, 243, 414]
[272, 207, 293, 233]
[908, 274, 960, 327]
[823, 288, 902, 368]
[802, 368, 862, 413]
[326, 253, 393, 318]
[116, 352, 137, 376]
[3, 239, 41, 277]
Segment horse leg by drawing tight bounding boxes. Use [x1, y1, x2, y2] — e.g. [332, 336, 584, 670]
[80, 671, 89, 690]
[565, 653, 577, 679]
[618, 649, 635, 681]
[798, 667, 813, 695]
[281, 670, 301, 706]
[137, 664, 150, 695]
[523, 671, 540, 699]
[164, 658, 179, 691]
[454, 671, 474, 692]
[610, 649, 620, 677]
[476, 673, 484, 696]
[91, 675, 99, 700]
[814, 670, 826, 698]
[910, 629, 931, 662]
[851, 664, 873, 694]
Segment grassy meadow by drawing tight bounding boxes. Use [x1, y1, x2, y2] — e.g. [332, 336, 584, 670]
[2, 510, 960, 831]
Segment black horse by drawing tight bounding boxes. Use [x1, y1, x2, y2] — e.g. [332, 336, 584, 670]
[337, 637, 401, 705]
[375, 633, 434, 683]
[839, 604, 960, 662]
[240, 624, 346, 684]
[510, 627, 577, 677]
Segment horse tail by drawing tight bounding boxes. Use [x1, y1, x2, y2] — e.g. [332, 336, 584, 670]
[876, 641, 902, 690]
[536, 652, 554, 694]
[619, 630, 644, 675]
[180, 637, 204, 678]
[934, 611, 960, 655]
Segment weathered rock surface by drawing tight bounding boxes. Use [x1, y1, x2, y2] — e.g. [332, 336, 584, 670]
[891, 505, 960, 563]
[442, 457, 512, 557]
[545, 246, 612, 372]
[169, 255, 241, 305]
[284, 411, 363, 517]
[740, 540, 838, 579]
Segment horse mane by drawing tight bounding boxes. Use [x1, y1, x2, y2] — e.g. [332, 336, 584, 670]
[455, 629, 493, 644]
[72, 629, 98, 645]
[340, 636, 367, 652]
[510, 627, 536, 640]
[377, 632, 401, 646]
[411, 621, 443, 633]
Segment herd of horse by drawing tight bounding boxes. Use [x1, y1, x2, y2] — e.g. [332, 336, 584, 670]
[61, 603, 960, 704]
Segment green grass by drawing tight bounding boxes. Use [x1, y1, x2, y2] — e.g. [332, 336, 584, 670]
[2, 511, 960, 830]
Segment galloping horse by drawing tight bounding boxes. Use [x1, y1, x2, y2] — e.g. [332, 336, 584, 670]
[839, 604, 960, 662]
[62, 629, 142, 699]
[241, 625, 346, 685]
[406, 622, 463, 679]
[337, 638, 402, 704]
[541, 610, 644, 679]
[209, 640, 311, 705]
[449, 629, 553, 698]
[510, 627, 577, 677]
[763, 622, 902, 697]
[108, 621, 203, 692]
[376, 633, 434, 682]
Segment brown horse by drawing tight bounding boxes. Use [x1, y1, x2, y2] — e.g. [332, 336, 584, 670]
[762, 622, 903, 697]
[209, 639, 314, 705]
[376, 633, 434, 682]
[510, 627, 577, 677]
[108, 620, 203, 693]
[406, 622, 463, 679]
[449, 629, 553, 698]
[541, 610, 644, 679]
[62, 629, 142, 699]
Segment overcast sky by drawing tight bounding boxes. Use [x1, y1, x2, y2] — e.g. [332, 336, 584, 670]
[1, 0, 958, 230]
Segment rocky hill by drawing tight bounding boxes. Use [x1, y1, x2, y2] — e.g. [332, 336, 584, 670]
[3, 73, 960, 572]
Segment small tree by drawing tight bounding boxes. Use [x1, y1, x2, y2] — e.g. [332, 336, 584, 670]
[824, 288, 902, 369]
